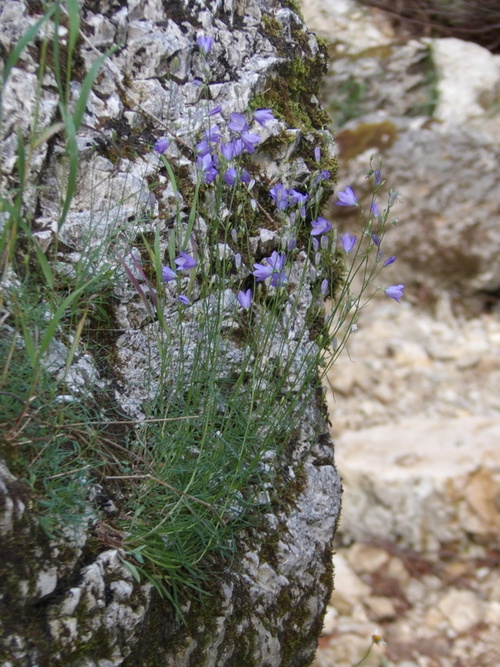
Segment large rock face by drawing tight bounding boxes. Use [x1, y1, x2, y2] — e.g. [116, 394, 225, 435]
[0, 1, 341, 665]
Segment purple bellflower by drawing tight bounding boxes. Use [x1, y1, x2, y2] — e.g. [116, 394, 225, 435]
[383, 256, 396, 267]
[314, 146, 321, 162]
[252, 262, 273, 281]
[197, 35, 213, 54]
[336, 186, 358, 207]
[197, 153, 218, 183]
[204, 125, 221, 143]
[178, 294, 191, 305]
[237, 289, 252, 309]
[196, 140, 211, 156]
[372, 233, 381, 247]
[221, 141, 236, 161]
[241, 131, 260, 153]
[154, 138, 170, 154]
[289, 190, 309, 207]
[228, 113, 248, 133]
[270, 184, 289, 210]
[385, 284, 405, 302]
[270, 271, 288, 288]
[253, 251, 286, 284]
[162, 266, 177, 282]
[207, 106, 222, 117]
[313, 170, 330, 186]
[221, 138, 244, 160]
[224, 167, 238, 186]
[267, 251, 285, 271]
[339, 233, 357, 253]
[310, 217, 331, 236]
[370, 201, 380, 217]
[321, 278, 329, 295]
[175, 251, 197, 271]
[254, 108, 275, 126]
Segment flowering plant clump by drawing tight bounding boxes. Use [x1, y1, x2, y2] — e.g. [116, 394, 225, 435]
[1, 14, 405, 611]
[116, 40, 405, 599]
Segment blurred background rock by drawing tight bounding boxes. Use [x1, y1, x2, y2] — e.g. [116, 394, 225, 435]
[300, 1, 500, 665]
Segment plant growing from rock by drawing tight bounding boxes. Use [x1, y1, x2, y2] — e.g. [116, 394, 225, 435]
[0, 3, 403, 619]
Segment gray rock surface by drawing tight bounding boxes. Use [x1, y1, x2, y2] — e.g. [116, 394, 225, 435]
[0, 1, 341, 665]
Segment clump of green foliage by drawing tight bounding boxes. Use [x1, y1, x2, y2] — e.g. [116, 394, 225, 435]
[0, 1, 403, 619]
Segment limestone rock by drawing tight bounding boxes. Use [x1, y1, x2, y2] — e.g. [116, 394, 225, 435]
[0, 0, 341, 665]
[432, 38, 500, 130]
[336, 416, 500, 552]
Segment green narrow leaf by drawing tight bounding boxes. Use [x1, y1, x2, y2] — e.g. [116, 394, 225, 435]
[65, 0, 80, 73]
[57, 107, 78, 232]
[168, 228, 176, 267]
[72, 46, 117, 132]
[35, 274, 102, 365]
[19, 315, 37, 369]
[161, 155, 179, 196]
[182, 180, 200, 250]
[121, 559, 142, 583]
[33, 242, 55, 289]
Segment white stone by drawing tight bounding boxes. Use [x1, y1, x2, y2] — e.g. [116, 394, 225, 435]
[336, 417, 500, 552]
[36, 568, 58, 598]
[330, 553, 371, 615]
[431, 38, 500, 126]
[438, 589, 483, 634]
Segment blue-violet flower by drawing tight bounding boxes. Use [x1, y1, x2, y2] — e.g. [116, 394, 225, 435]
[162, 266, 177, 282]
[237, 289, 252, 309]
[228, 112, 248, 133]
[154, 138, 169, 154]
[340, 233, 357, 253]
[336, 186, 358, 207]
[385, 284, 404, 302]
[224, 167, 238, 186]
[175, 251, 197, 271]
[270, 184, 289, 210]
[254, 109, 274, 126]
[197, 35, 213, 54]
[241, 131, 260, 153]
[311, 217, 331, 236]
[313, 170, 330, 186]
